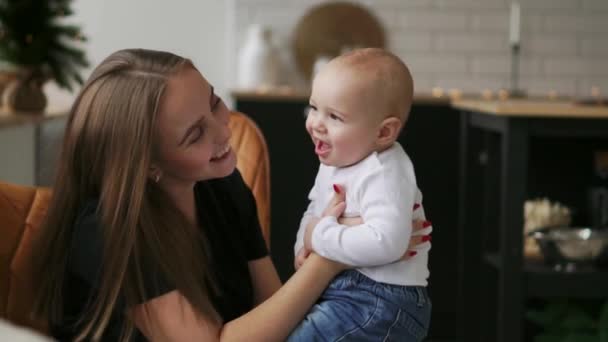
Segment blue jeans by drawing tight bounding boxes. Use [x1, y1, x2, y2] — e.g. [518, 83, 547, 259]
[287, 270, 431, 342]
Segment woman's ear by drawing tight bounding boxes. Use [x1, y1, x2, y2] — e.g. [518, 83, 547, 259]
[148, 165, 163, 183]
[376, 117, 402, 147]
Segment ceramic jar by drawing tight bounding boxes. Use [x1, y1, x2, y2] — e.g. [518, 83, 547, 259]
[237, 24, 281, 90]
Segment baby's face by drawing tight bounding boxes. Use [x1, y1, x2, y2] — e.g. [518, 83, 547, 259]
[306, 65, 383, 167]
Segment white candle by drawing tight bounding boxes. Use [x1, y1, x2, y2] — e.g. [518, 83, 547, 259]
[509, 2, 521, 46]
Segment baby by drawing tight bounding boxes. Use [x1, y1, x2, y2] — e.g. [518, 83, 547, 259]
[290, 48, 432, 341]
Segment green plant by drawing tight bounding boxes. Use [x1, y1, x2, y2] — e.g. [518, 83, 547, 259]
[527, 299, 608, 342]
[0, 0, 88, 90]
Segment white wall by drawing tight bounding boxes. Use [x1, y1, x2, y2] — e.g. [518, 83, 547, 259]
[0, 125, 35, 186]
[232, 0, 608, 98]
[43, 0, 608, 108]
[45, 0, 232, 108]
[3, 0, 231, 186]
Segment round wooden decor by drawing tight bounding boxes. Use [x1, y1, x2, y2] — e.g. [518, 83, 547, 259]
[292, 2, 386, 81]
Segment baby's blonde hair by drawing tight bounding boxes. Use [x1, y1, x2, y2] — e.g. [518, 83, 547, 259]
[331, 48, 414, 122]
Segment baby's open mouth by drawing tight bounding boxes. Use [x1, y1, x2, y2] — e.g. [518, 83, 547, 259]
[315, 139, 331, 157]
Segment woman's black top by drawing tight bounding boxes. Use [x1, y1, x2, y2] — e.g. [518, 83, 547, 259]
[51, 170, 268, 341]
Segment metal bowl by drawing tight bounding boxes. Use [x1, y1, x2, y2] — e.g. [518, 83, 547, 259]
[529, 227, 608, 268]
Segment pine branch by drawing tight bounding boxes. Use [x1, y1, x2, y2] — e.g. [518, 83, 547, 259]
[0, 0, 88, 90]
[47, 56, 70, 90]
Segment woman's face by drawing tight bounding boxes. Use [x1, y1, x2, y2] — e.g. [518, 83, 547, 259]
[154, 67, 236, 186]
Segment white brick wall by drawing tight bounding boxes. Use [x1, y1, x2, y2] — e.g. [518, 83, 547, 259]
[230, 0, 608, 97]
[582, 0, 608, 11]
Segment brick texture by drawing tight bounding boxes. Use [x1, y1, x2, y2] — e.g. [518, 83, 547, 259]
[232, 0, 608, 97]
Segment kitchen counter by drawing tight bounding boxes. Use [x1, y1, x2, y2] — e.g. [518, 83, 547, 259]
[452, 99, 608, 118]
[456, 99, 608, 342]
[232, 90, 597, 111]
[231, 89, 453, 105]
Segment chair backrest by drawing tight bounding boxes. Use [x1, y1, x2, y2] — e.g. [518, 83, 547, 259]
[0, 182, 51, 334]
[228, 111, 271, 247]
[0, 111, 271, 335]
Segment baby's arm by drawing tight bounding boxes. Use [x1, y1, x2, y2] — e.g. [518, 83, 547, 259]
[310, 167, 415, 267]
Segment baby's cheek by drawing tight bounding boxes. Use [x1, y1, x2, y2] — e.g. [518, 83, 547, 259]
[305, 120, 314, 135]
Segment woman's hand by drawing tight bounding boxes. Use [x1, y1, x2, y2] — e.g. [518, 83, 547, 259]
[296, 185, 347, 270]
[403, 218, 432, 260]
[303, 184, 346, 251]
[294, 247, 311, 271]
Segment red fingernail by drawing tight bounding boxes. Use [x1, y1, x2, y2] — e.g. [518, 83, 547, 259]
[408, 251, 418, 257]
[422, 235, 431, 242]
[333, 184, 341, 194]
[422, 221, 432, 228]
[413, 203, 421, 210]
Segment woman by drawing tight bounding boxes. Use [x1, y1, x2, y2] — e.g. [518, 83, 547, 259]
[33, 49, 430, 341]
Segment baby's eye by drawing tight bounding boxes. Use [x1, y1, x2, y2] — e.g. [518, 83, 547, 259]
[304, 105, 317, 117]
[329, 113, 342, 121]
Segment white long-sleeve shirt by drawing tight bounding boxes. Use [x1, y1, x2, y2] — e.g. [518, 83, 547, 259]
[294, 143, 431, 286]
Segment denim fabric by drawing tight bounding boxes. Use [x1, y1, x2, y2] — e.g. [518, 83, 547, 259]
[287, 270, 431, 342]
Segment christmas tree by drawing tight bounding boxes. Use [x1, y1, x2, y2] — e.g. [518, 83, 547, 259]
[0, 0, 88, 91]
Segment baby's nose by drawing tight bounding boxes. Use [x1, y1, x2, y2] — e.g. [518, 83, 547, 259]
[311, 116, 326, 131]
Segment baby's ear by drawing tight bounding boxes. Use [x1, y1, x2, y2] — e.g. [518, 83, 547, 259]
[376, 117, 402, 147]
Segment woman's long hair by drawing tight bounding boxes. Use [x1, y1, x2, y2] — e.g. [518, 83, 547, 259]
[33, 49, 219, 341]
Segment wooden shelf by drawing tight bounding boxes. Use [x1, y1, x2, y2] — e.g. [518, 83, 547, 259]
[484, 253, 608, 298]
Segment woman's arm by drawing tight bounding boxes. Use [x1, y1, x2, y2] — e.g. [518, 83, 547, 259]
[248, 256, 282, 305]
[132, 290, 219, 341]
[221, 254, 342, 341]
[132, 189, 349, 341]
[132, 254, 343, 342]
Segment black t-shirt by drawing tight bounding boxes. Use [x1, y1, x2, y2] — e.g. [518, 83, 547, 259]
[51, 170, 268, 341]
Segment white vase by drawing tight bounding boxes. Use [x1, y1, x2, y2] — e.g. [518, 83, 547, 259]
[237, 25, 281, 90]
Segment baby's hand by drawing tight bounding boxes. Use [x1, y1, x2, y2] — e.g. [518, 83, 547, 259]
[304, 184, 346, 250]
[294, 247, 311, 270]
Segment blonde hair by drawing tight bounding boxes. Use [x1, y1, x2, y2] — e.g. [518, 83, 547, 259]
[331, 48, 414, 122]
[34, 49, 218, 341]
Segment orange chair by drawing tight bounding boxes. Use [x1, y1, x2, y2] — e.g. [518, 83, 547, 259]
[228, 111, 271, 244]
[0, 111, 271, 336]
